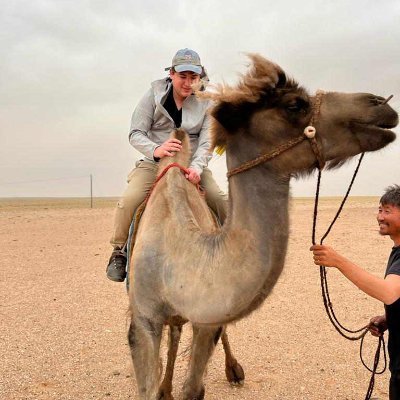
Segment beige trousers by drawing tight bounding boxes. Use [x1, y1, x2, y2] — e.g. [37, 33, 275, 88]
[110, 161, 228, 248]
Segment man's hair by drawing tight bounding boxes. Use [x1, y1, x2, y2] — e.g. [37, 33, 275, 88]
[380, 184, 400, 208]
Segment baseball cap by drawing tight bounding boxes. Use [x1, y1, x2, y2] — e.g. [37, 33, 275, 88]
[164, 48, 202, 75]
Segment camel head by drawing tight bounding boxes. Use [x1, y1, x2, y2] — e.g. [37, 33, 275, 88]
[202, 54, 398, 176]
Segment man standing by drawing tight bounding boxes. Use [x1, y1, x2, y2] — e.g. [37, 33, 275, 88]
[107, 48, 227, 283]
[311, 185, 400, 399]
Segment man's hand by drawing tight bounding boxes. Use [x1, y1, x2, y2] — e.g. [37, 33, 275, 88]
[310, 244, 347, 268]
[185, 168, 201, 184]
[368, 315, 387, 337]
[154, 138, 182, 159]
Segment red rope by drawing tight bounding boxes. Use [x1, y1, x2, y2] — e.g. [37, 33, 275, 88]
[143, 162, 198, 205]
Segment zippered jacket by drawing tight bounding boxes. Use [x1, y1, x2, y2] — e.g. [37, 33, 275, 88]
[128, 78, 212, 174]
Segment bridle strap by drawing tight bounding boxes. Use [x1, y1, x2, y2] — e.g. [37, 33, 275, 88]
[308, 90, 326, 170]
[226, 135, 307, 178]
[226, 90, 326, 178]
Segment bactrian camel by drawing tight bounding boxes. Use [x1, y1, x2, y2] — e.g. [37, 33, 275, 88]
[127, 54, 398, 400]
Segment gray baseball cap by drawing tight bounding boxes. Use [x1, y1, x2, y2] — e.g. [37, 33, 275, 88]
[165, 48, 202, 74]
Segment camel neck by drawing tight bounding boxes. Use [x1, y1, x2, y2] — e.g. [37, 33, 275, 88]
[226, 166, 290, 247]
[212, 164, 291, 320]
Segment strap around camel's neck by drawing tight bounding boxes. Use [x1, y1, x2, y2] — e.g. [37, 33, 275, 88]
[226, 90, 326, 178]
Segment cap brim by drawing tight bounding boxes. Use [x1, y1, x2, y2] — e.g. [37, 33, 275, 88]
[174, 64, 202, 74]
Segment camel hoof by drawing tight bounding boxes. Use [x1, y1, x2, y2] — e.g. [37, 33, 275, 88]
[182, 385, 205, 400]
[225, 361, 245, 386]
[157, 388, 174, 400]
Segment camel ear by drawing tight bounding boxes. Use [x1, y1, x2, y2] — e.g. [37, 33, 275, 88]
[212, 101, 252, 133]
[276, 72, 287, 88]
[244, 53, 286, 89]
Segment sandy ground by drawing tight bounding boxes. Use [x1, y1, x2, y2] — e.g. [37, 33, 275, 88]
[0, 197, 392, 400]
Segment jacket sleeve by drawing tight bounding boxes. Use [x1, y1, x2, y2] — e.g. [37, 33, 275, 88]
[128, 88, 159, 160]
[189, 109, 213, 174]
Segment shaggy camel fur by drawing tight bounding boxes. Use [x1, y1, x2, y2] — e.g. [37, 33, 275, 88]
[127, 54, 398, 400]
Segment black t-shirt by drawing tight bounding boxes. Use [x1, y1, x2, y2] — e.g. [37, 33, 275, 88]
[385, 246, 400, 276]
[163, 87, 182, 128]
[384, 246, 400, 371]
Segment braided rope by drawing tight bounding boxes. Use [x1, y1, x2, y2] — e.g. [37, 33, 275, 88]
[308, 90, 325, 170]
[227, 135, 306, 178]
[312, 154, 387, 400]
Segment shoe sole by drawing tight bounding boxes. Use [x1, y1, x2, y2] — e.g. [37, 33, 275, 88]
[106, 270, 126, 282]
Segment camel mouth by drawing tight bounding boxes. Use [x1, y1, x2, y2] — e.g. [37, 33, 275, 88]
[353, 122, 397, 136]
[350, 121, 397, 151]
[377, 122, 397, 129]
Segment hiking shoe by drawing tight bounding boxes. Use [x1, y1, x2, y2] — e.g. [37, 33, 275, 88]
[106, 247, 127, 282]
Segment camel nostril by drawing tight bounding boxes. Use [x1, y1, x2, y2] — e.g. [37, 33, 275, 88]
[369, 96, 385, 106]
[369, 95, 394, 106]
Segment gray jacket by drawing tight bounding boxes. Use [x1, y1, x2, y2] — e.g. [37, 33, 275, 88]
[128, 78, 212, 174]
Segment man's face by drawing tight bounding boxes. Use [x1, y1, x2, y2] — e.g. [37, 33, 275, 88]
[377, 203, 400, 240]
[170, 70, 200, 100]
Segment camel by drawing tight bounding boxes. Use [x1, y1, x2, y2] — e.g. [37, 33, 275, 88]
[127, 54, 398, 400]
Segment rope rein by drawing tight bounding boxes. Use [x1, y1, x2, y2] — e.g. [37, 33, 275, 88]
[143, 162, 202, 205]
[312, 156, 387, 400]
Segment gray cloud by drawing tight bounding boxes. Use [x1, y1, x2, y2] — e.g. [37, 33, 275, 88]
[1, 0, 399, 197]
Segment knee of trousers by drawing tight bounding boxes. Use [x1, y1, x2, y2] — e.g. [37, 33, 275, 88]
[117, 197, 144, 214]
[116, 192, 147, 215]
[204, 191, 228, 211]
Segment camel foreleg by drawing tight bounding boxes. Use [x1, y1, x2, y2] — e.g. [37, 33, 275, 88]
[128, 316, 163, 400]
[221, 328, 245, 386]
[157, 324, 183, 400]
[182, 325, 223, 400]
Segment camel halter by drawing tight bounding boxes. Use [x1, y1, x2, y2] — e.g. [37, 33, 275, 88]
[226, 90, 326, 179]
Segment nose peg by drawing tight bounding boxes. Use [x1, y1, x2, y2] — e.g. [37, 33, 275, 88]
[382, 94, 394, 105]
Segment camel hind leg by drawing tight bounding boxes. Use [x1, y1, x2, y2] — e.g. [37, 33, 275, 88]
[221, 328, 245, 386]
[128, 316, 163, 400]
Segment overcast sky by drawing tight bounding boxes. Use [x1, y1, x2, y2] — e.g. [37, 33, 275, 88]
[1, 0, 399, 198]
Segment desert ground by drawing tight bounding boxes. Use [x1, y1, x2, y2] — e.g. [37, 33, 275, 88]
[0, 197, 391, 399]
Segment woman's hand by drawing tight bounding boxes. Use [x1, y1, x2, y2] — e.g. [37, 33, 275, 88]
[154, 138, 182, 159]
[185, 168, 201, 184]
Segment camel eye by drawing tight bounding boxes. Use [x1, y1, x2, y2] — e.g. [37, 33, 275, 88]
[285, 98, 309, 114]
[287, 104, 300, 112]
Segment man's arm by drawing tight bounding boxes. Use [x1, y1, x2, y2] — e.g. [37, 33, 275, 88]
[310, 244, 400, 305]
[128, 88, 160, 160]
